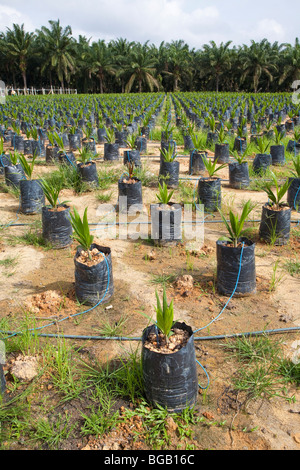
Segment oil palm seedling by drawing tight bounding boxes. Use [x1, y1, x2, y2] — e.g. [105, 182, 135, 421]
[141, 287, 198, 412]
[270, 128, 286, 165]
[124, 133, 141, 167]
[217, 200, 257, 295]
[229, 150, 250, 189]
[259, 172, 292, 245]
[40, 178, 72, 248]
[18, 153, 45, 214]
[214, 127, 229, 163]
[104, 127, 119, 161]
[70, 207, 114, 305]
[253, 137, 271, 175]
[118, 161, 143, 213]
[4, 150, 25, 187]
[159, 143, 179, 189]
[197, 155, 227, 212]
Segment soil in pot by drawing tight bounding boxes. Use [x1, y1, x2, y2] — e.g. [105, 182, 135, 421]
[142, 322, 198, 413]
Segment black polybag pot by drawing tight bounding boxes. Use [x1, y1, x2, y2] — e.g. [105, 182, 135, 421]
[142, 322, 198, 413]
[287, 177, 300, 210]
[77, 161, 99, 186]
[197, 177, 221, 212]
[118, 177, 143, 213]
[228, 161, 249, 189]
[20, 179, 45, 214]
[183, 134, 194, 151]
[115, 130, 128, 147]
[58, 151, 77, 167]
[24, 139, 33, 155]
[233, 137, 247, 153]
[216, 237, 256, 296]
[214, 143, 229, 163]
[82, 138, 96, 154]
[287, 140, 300, 155]
[68, 133, 81, 151]
[32, 140, 45, 157]
[12, 134, 24, 152]
[42, 205, 73, 248]
[74, 243, 114, 305]
[270, 145, 285, 166]
[259, 203, 291, 245]
[189, 151, 206, 175]
[150, 203, 182, 244]
[104, 143, 119, 161]
[135, 136, 147, 153]
[97, 128, 107, 143]
[123, 149, 141, 167]
[159, 160, 179, 188]
[46, 145, 59, 164]
[0, 154, 11, 175]
[206, 132, 218, 147]
[4, 164, 25, 187]
[252, 153, 271, 175]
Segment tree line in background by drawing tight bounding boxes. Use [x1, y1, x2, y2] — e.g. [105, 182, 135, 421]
[0, 20, 299, 94]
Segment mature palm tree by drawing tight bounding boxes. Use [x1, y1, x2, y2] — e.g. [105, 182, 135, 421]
[110, 37, 134, 92]
[123, 41, 160, 93]
[199, 40, 232, 92]
[36, 20, 75, 89]
[5, 23, 35, 92]
[73, 35, 93, 92]
[239, 39, 278, 93]
[88, 40, 116, 94]
[279, 38, 300, 87]
[164, 40, 191, 91]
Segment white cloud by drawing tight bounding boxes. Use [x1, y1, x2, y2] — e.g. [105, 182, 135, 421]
[241, 18, 285, 43]
[0, 5, 35, 31]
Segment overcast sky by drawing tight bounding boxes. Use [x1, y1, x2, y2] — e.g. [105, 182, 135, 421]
[0, 0, 299, 49]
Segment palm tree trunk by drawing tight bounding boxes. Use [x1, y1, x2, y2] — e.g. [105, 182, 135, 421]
[22, 70, 27, 93]
[99, 77, 104, 94]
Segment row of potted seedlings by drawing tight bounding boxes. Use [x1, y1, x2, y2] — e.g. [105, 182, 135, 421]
[1, 102, 300, 413]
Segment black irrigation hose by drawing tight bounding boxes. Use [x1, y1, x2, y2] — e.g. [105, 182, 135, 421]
[1, 326, 299, 342]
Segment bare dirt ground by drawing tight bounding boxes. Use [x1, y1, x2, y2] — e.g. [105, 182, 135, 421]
[0, 137, 299, 451]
